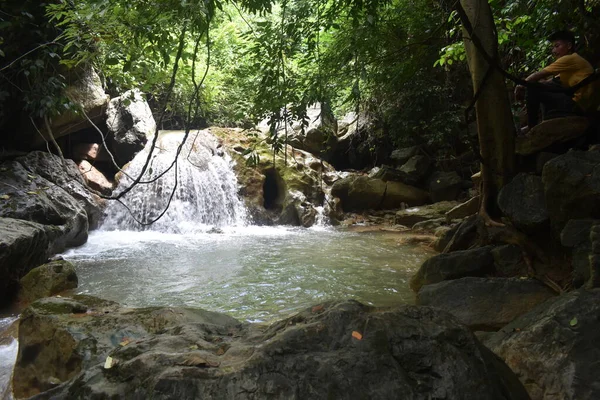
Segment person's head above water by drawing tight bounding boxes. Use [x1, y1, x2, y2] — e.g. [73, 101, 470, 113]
[548, 30, 576, 59]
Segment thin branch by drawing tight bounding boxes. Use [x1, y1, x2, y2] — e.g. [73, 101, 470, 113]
[0, 40, 61, 73]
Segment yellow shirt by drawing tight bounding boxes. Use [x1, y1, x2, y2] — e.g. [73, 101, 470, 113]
[543, 53, 594, 106]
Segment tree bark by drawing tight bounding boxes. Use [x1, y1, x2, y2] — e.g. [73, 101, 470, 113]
[459, 0, 515, 218]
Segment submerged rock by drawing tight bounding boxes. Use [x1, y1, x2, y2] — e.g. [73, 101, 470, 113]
[484, 289, 600, 400]
[13, 298, 529, 399]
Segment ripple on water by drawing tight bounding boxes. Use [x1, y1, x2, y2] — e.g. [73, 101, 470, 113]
[62, 227, 432, 323]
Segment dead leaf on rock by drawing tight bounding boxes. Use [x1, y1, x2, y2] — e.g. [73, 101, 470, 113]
[352, 331, 363, 340]
[311, 305, 324, 313]
[119, 338, 131, 347]
[104, 356, 117, 369]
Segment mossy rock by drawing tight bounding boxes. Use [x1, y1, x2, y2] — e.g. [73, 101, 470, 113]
[19, 260, 78, 303]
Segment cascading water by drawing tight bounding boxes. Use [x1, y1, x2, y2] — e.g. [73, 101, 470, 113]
[101, 130, 247, 233]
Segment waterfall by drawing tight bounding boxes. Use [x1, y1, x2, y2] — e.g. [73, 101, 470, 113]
[101, 130, 247, 233]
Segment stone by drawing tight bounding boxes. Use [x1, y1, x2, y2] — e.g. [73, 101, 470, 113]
[560, 219, 600, 248]
[542, 150, 600, 233]
[394, 201, 460, 227]
[17, 151, 103, 229]
[491, 244, 529, 277]
[71, 143, 100, 161]
[0, 218, 50, 306]
[18, 260, 78, 303]
[370, 165, 404, 182]
[484, 289, 600, 400]
[433, 214, 479, 253]
[472, 171, 481, 189]
[390, 146, 420, 166]
[428, 171, 463, 202]
[13, 297, 529, 399]
[412, 218, 445, 232]
[445, 196, 480, 221]
[277, 190, 317, 227]
[410, 245, 494, 292]
[535, 152, 559, 174]
[331, 176, 385, 211]
[77, 160, 114, 195]
[417, 277, 556, 331]
[381, 180, 430, 209]
[498, 173, 548, 232]
[398, 155, 431, 185]
[106, 89, 155, 166]
[516, 116, 590, 155]
[32, 67, 110, 146]
[0, 159, 89, 252]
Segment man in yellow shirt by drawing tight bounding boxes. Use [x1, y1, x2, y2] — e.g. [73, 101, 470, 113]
[515, 31, 595, 130]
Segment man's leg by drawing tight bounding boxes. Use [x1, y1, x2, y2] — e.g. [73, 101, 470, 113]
[526, 81, 578, 127]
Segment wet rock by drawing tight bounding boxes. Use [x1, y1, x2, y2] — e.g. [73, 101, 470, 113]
[390, 146, 420, 166]
[278, 190, 318, 227]
[0, 218, 50, 306]
[17, 151, 103, 229]
[498, 173, 548, 232]
[13, 298, 529, 399]
[561, 219, 600, 288]
[394, 201, 460, 227]
[542, 150, 600, 233]
[106, 89, 155, 166]
[428, 171, 463, 202]
[417, 277, 556, 331]
[0, 159, 89, 251]
[516, 116, 590, 156]
[398, 155, 431, 185]
[331, 175, 386, 211]
[18, 260, 78, 303]
[484, 289, 600, 400]
[370, 165, 404, 182]
[412, 218, 445, 232]
[410, 245, 494, 292]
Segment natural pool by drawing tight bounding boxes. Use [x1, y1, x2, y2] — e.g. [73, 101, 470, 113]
[62, 226, 433, 323]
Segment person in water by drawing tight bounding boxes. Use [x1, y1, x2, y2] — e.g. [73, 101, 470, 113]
[514, 30, 596, 133]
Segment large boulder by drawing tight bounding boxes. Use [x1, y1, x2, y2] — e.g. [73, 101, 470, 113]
[560, 219, 600, 288]
[32, 67, 110, 147]
[498, 173, 548, 232]
[106, 89, 155, 166]
[390, 146, 420, 166]
[0, 159, 89, 251]
[410, 246, 495, 292]
[516, 116, 590, 155]
[417, 277, 556, 331]
[394, 201, 460, 227]
[428, 171, 463, 202]
[398, 155, 431, 185]
[18, 260, 78, 303]
[332, 175, 429, 212]
[13, 297, 529, 399]
[288, 103, 337, 157]
[0, 218, 50, 306]
[542, 150, 600, 233]
[16, 151, 103, 229]
[484, 289, 600, 400]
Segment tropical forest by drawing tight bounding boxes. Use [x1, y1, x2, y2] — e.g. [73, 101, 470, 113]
[0, 0, 599, 398]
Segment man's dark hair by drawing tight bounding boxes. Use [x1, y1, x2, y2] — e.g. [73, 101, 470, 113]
[548, 30, 576, 47]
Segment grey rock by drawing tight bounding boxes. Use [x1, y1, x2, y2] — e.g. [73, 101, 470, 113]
[390, 146, 420, 166]
[516, 116, 590, 156]
[412, 217, 446, 232]
[14, 297, 529, 400]
[542, 150, 600, 233]
[0, 159, 89, 252]
[19, 260, 78, 303]
[106, 89, 155, 166]
[445, 196, 480, 221]
[429, 171, 463, 202]
[498, 173, 548, 232]
[417, 277, 556, 331]
[410, 245, 494, 292]
[485, 289, 600, 400]
[395, 201, 459, 227]
[398, 155, 431, 185]
[17, 151, 103, 229]
[491, 245, 528, 277]
[560, 219, 600, 248]
[433, 214, 479, 253]
[381, 180, 430, 209]
[0, 218, 50, 306]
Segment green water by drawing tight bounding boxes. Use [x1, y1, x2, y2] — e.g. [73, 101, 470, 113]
[63, 226, 432, 323]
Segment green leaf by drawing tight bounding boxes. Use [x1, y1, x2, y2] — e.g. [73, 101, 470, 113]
[570, 317, 578, 327]
[106, 58, 120, 65]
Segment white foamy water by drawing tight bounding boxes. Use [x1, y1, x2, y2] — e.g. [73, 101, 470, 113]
[101, 130, 247, 233]
[0, 316, 18, 400]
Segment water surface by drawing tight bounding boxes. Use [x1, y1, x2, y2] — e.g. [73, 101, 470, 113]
[64, 226, 431, 322]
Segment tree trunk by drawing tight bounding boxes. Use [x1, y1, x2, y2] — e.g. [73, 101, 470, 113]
[459, 0, 515, 218]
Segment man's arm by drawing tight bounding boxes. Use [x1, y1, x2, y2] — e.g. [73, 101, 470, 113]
[525, 69, 554, 82]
